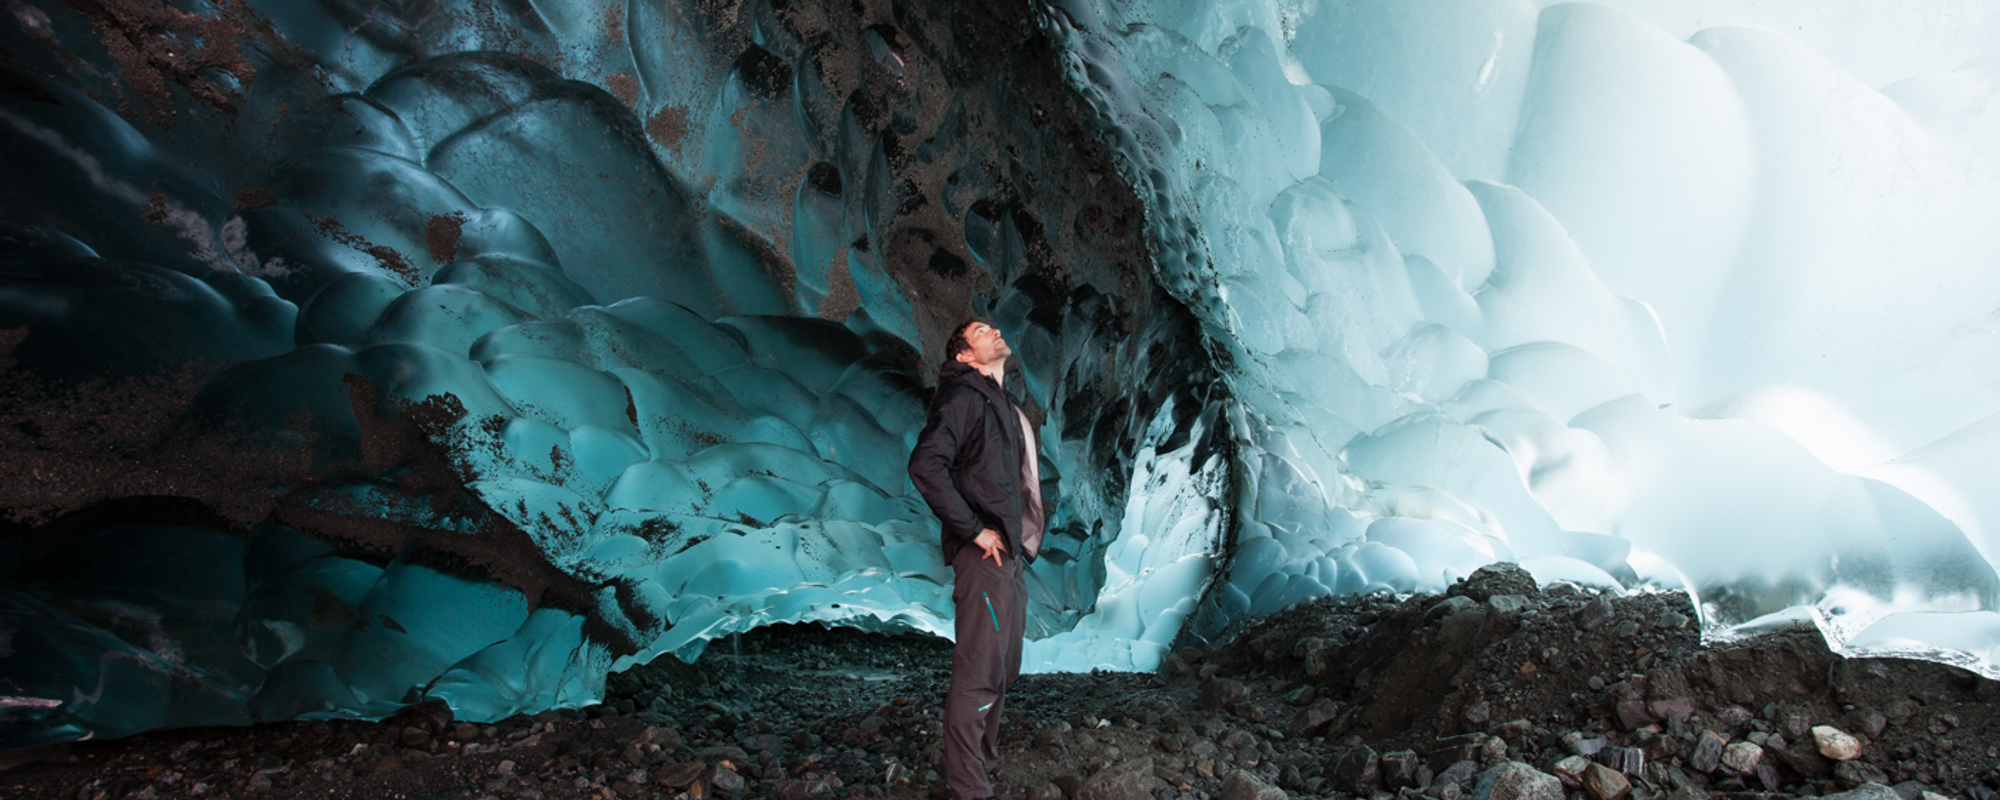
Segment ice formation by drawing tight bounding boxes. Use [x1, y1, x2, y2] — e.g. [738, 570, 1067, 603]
[2, 0, 1998, 747]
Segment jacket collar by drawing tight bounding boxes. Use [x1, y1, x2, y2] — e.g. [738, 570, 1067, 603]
[941, 359, 1018, 415]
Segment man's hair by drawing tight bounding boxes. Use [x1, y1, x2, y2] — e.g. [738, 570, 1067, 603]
[945, 317, 988, 361]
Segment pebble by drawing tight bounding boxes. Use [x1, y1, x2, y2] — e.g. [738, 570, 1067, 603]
[1333, 744, 1382, 794]
[1720, 741, 1762, 774]
[1690, 731, 1725, 773]
[1551, 755, 1590, 788]
[1076, 757, 1156, 800]
[1582, 762, 1631, 800]
[1578, 598, 1617, 630]
[1820, 783, 1901, 800]
[1471, 761, 1563, 800]
[1814, 725, 1864, 761]
[1220, 769, 1287, 800]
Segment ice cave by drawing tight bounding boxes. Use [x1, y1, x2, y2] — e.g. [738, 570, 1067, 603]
[2, 0, 1998, 748]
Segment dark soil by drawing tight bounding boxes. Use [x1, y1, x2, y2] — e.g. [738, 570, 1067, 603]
[5, 565, 1997, 800]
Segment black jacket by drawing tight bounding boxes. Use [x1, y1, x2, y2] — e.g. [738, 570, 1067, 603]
[908, 360, 1041, 565]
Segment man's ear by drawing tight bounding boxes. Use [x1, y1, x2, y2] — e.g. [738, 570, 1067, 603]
[954, 350, 975, 364]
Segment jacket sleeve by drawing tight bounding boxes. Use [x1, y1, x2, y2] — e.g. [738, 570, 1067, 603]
[908, 388, 983, 545]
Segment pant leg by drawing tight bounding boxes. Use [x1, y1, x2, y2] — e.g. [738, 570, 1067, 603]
[944, 546, 1018, 800]
[983, 556, 1026, 764]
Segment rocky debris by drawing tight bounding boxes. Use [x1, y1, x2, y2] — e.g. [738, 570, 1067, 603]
[7, 566, 2000, 800]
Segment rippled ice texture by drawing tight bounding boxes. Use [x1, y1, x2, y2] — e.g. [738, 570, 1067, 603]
[1041, 0, 2000, 672]
[3, 0, 2000, 747]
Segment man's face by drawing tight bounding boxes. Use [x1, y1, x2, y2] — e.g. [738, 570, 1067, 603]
[955, 321, 1012, 367]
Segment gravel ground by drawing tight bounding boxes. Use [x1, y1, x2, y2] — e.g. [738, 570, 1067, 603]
[6, 565, 1998, 800]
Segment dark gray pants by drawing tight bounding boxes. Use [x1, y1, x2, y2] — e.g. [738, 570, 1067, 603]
[944, 544, 1025, 800]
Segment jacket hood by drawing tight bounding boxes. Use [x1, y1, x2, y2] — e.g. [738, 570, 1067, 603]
[938, 359, 996, 391]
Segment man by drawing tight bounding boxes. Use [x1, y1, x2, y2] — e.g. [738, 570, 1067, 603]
[908, 318, 1046, 800]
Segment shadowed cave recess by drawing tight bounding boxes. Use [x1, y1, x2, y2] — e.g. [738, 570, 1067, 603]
[3, 0, 2000, 748]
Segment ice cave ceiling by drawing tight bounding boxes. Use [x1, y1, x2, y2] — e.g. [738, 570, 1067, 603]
[2, 0, 1998, 747]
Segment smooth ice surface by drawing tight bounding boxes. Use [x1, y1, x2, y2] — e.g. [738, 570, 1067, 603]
[4, 0, 2000, 747]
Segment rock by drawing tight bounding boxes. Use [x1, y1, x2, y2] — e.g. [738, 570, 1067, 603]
[1382, 750, 1420, 789]
[1200, 678, 1250, 711]
[1334, 745, 1383, 794]
[1429, 596, 1481, 623]
[1689, 732, 1726, 773]
[1583, 762, 1632, 800]
[1663, 787, 1708, 800]
[1300, 638, 1340, 679]
[1720, 742, 1761, 774]
[1614, 698, 1655, 731]
[1654, 611, 1689, 629]
[1488, 595, 1530, 617]
[1717, 706, 1755, 729]
[1451, 563, 1540, 602]
[1493, 719, 1533, 741]
[770, 780, 834, 800]
[1438, 760, 1481, 789]
[1077, 757, 1159, 800]
[656, 762, 704, 789]
[1818, 784, 1901, 800]
[1578, 598, 1616, 630]
[1293, 698, 1343, 736]
[696, 745, 752, 765]
[1565, 733, 1608, 757]
[1773, 738, 1833, 778]
[1845, 707, 1888, 739]
[704, 764, 748, 798]
[1756, 762, 1782, 792]
[1883, 700, 1920, 728]
[1835, 760, 1890, 788]
[1552, 756, 1590, 789]
[1221, 770, 1288, 800]
[1889, 781, 1929, 800]
[1480, 737, 1509, 766]
[1647, 697, 1695, 722]
[1430, 733, 1487, 771]
[1599, 747, 1644, 777]
[398, 727, 433, 750]
[1812, 726, 1863, 761]
[1469, 762, 1563, 800]
[1285, 684, 1314, 705]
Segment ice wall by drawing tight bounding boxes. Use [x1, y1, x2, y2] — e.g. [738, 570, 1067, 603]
[1036, 0, 2000, 672]
[0, 0, 1222, 745]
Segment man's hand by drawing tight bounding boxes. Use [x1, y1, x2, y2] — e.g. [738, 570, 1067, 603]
[975, 527, 1007, 565]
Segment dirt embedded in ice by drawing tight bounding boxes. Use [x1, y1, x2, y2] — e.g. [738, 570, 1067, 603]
[5, 566, 1998, 800]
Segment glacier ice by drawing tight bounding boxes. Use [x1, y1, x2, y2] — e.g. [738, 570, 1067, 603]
[3, 0, 2000, 747]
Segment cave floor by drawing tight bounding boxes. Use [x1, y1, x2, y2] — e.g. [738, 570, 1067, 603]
[6, 568, 1998, 800]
